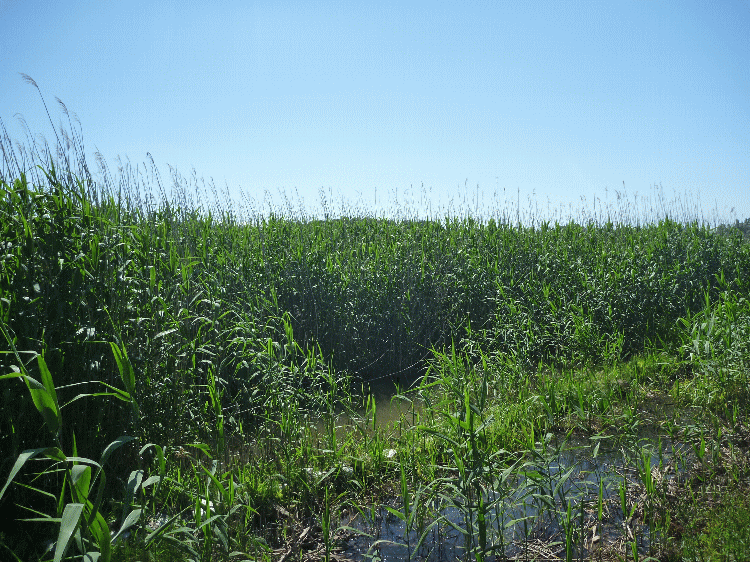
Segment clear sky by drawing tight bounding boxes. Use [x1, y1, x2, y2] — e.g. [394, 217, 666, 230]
[1, 0, 748, 223]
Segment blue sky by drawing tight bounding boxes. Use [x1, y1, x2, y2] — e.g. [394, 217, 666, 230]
[1, 0, 748, 223]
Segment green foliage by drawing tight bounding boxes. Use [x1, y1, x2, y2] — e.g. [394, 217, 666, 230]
[1, 83, 749, 560]
[0, 325, 140, 562]
[683, 492, 750, 561]
[677, 287, 750, 408]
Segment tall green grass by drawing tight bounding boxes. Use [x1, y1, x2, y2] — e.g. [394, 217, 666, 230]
[2, 78, 749, 560]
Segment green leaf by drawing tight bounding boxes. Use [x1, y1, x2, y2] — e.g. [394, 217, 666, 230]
[200, 464, 228, 505]
[154, 328, 177, 339]
[55, 503, 84, 562]
[109, 342, 140, 420]
[109, 342, 136, 397]
[64, 457, 102, 469]
[87, 510, 111, 562]
[71, 465, 92, 503]
[0, 447, 58, 500]
[122, 470, 143, 527]
[111, 508, 141, 544]
[87, 465, 108, 540]
[140, 444, 166, 477]
[382, 505, 406, 522]
[141, 475, 162, 488]
[186, 442, 212, 458]
[64, 385, 130, 406]
[37, 354, 60, 412]
[99, 436, 136, 467]
[23, 373, 61, 436]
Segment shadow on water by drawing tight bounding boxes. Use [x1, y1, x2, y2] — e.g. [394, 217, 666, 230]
[341, 429, 693, 561]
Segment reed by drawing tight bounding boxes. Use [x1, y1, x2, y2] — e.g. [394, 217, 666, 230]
[1, 78, 749, 560]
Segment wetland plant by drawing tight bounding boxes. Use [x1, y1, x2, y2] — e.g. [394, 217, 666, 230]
[1, 78, 749, 560]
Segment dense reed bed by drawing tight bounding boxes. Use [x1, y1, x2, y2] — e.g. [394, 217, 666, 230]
[1, 83, 749, 561]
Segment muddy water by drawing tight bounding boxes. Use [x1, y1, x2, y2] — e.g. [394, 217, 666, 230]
[312, 388, 425, 441]
[341, 430, 692, 561]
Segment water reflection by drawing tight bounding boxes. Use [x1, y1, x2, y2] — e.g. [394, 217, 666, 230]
[342, 432, 691, 561]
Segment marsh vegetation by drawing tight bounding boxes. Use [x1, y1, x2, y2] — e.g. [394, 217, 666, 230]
[1, 83, 749, 561]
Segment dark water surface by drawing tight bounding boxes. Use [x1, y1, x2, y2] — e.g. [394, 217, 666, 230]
[341, 430, 691, 561]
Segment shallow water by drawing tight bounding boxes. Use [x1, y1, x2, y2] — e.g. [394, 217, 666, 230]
[341, 431, 691, 561]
